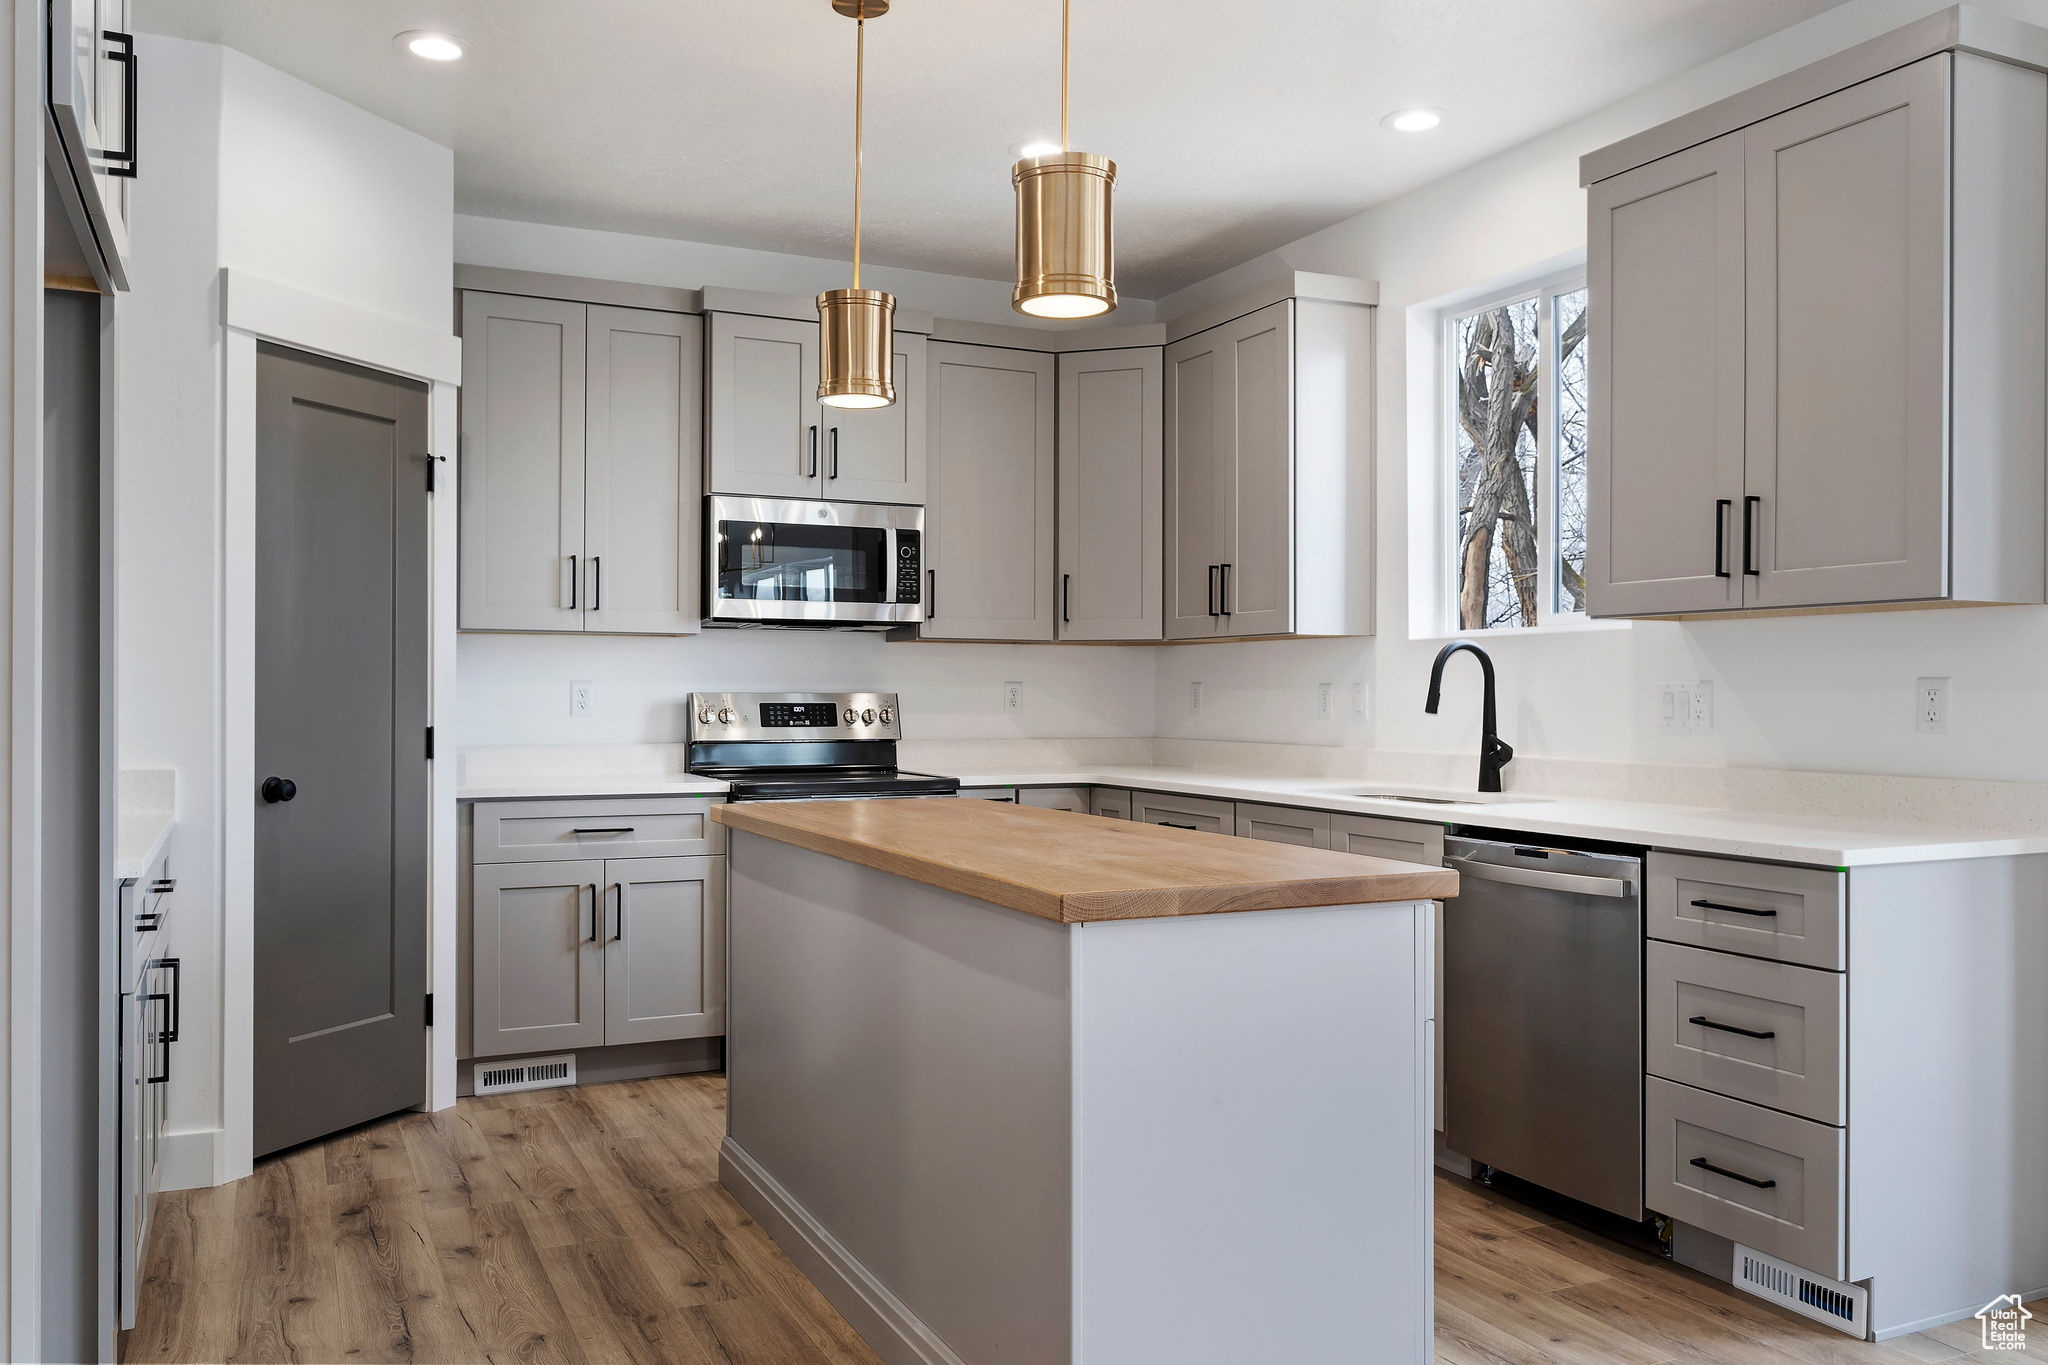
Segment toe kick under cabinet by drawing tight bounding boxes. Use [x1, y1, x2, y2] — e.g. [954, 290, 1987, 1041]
[1642, 848, 2048, 1338]
[468, 796, 726, 1058]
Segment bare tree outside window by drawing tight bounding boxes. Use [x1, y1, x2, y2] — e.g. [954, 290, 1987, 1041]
[1448, 280, 1588, 630]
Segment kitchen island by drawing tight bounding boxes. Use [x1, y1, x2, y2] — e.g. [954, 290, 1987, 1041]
[711, 797, 1458, 1365]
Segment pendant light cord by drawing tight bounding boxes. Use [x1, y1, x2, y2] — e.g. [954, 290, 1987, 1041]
[853, 12, 866, 288]
[1059, 0, 1070, 152]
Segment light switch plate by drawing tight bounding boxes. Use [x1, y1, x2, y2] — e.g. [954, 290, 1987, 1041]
[1352, 682, 1370, 718]
[1317, 682, 1334, 719]
[1189, 681, 1205, 716]
[570, 680, 594, 717]
[1658, 681, 1714, 733]
[1915, 676, 1949, 733]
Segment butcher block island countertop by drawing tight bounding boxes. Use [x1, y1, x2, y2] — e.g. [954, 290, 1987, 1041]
[710, 795, 1459, 921]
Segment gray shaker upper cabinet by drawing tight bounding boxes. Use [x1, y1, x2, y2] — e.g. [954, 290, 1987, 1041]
[706, 309, 928, 505]
[1058, 347, 1163, 641]
[459, 289, 704, 635]
[459, 291, 587, 632]
[1164, 289, 1374, 640]
[1584, 38, 2047, 617]
[922, 342, 1057, 641]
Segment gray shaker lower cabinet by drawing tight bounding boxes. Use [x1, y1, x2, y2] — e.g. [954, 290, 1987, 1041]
[604, 856, 726, 1045]
[472, 860, 607, 1057]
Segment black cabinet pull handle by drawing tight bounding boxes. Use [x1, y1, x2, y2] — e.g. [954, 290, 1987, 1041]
[144, 993, 171, 1084]
[1159, 821, 1197, 829]
[591, 556, 600, 612]
[151, 958, 182, 1042]
[261, 776, 297, 804]
[572, 827, 635, 834]
[1063, 573, 1071, 624]
[133, 911, 162, 932]
[808, 425, 819, 479]
[611, 883, 625, 943]
[1714, 499, 1731, 579]
[1742, 495, 1760, 576]
[586, 883, 598, 942]
[101, 31, 137, 178]
[1690, 1156, 1776, 1189]
[1207, 565, 1218, 617]
[829, 427, 839, 479]
[1690, 1015, 1776, 1040]
[151, 878, 176, 894]
[927, 569, 936, 619]
[568, 553, 578, 608]
[1220, 562, 1233, 616]
[1691, 898, 1777, 918]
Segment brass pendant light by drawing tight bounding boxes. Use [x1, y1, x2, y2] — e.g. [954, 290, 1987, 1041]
[818, 0, 896, 408]
[1012, 0, 1116, 318]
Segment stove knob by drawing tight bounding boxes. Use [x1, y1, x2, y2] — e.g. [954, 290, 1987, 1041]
[878, 707, 893, 725]
[696, 708, 714, 726]
[843, 707, 859, 726]
[717, 707, 734, 724]
[861, 708, 876, 725]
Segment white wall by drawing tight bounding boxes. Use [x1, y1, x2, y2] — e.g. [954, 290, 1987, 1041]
[1152, 0, 2048, 787]
[117, 34, 452, 1173]
[454, 215, 1161, 749]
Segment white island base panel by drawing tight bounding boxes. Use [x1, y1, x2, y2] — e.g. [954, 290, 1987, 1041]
[719, 831, 1434, 1365]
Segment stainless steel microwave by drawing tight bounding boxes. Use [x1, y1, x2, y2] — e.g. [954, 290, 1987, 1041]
[704, 495, 925, 629]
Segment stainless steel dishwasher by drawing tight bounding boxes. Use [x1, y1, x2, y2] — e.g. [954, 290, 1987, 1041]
[1443, 834, 1644, 1220]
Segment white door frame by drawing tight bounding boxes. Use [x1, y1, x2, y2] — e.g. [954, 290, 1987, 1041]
[217, 268, 460, 1185]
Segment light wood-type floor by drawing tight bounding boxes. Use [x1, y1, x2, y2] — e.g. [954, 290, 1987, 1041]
[123, 1073, 2044, 1365]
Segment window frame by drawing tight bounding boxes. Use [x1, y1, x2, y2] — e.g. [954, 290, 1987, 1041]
[1440, 266, 1590, 634]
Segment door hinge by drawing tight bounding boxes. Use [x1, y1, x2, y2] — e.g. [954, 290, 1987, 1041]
[425, 725, 435, 760]
[424, 993, 434, 1027]
[423, 454, 446, 493]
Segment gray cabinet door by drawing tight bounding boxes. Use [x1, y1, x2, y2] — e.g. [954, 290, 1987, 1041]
[1586, 132, 1746, 617]
[459, 291, 586, 631]
[825, 332, 928, 504]
[1219, 301, 1296, 637]
[1089, 788, 1131, 819]
[1058, 347, 1163, 640]
[583, 306, 703, 635]
[923, 342, 1057, 640]
[472, 860, 606, 1057]
[1019, 786, 1090, 813]
[1165, 301, 1295, 639]
[1164, 325, 1230, 639]
[603, 856, 726, 1045]
[708, 312, 823, 500]
[1235, 802, 1331, 848]
[1743, 56, 1950, 608]
[1130, 790, 1234, 836]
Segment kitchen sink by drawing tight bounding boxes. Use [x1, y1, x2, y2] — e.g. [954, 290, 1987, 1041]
[1345, 788, 1549, 806]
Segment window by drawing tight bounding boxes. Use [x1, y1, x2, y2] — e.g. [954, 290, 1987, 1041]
[1446, 277, 1588, 630]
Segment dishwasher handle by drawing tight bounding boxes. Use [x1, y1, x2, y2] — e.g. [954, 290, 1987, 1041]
[1446, 856, 1631, 899]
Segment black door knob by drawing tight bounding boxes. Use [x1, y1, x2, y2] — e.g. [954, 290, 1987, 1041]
[261, 777, 297, 804]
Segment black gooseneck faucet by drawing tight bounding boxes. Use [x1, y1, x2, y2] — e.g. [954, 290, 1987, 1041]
[1425, 641, 1514, 793]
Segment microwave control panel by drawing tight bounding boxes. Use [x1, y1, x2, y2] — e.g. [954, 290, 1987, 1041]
[895, 531, 922, 603]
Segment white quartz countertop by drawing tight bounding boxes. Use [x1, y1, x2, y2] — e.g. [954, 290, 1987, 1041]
[460, 761, 2047, 868]
[115, 808, 174, 882]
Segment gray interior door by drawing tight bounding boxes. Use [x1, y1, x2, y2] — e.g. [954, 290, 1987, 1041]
[255, 343, 429, 1157]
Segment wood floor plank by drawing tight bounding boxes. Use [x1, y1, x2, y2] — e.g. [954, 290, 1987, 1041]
[226, 1145, 344, 1364]
[424, 1200, 579, 1365]
[537, 1235, 724, 1365]
[1435, 1243, 1674, 1365]
[1435, 1217, 1613, 1295]
[684, 1293, 881, 1365]
[121, 1188, 239, 1365]
[327, 1122, 481, 1365]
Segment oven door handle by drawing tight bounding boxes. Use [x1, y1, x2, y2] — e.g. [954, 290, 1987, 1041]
[1446, 857, 1630, 899]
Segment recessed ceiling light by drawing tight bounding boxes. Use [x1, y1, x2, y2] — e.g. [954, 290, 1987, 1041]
[394, 30, 465, 61]
[1381, 107, 1444, 133]
[1008, 138, 1063, 161]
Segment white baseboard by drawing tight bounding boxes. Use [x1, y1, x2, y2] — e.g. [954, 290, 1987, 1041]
[719, 1137, 967, 1365]
[159, 1128, 219, 1192]
[1873, 1283, 2048, 1341]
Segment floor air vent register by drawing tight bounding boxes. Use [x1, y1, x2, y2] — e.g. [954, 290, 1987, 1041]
[1735, 1243, 1868, 1337]
[474, 1053, 577, 1097]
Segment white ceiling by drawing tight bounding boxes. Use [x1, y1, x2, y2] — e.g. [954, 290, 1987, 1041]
[135, 0, 1846, 299]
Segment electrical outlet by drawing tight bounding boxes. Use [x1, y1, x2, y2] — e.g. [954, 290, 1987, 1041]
[1658, 681, 1714, 733]
[1189, 681, 1205, 716]
[1689, 680, 1713, 732]
[1317, 682, 1334, 719]
[570, 680, 594, 717]
[1352, 682, 1370, 719]
[1915, 676, 1949, 734]
[1003, 681, 1023, 714]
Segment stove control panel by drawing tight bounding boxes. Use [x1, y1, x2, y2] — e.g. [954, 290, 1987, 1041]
[688, 691, 903, 742]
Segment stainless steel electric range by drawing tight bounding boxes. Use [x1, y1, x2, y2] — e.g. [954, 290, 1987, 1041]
[685, 691, 960, 801]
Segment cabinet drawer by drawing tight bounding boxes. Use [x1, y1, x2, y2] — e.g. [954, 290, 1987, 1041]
[473, 796, 725, 863]
[1645, 1076, 1844, 1278]
[1019, 786, 1090, 814]
[1089, 787, 1130, 820]
[1131, 791, 1234, 836]
[1235, 802, 1331, 848]
[1648, 852, 1843, 969]
[1330, 813, 1445, 866]
[1647, 942, 1843, 1125]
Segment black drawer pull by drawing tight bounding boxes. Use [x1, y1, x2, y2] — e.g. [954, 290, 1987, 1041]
[1691, 1015, 1776, 1040]
[151, 878, 176, 894]
[1691, 898, 1778, 918]
[573, 827, 635, 834]
[1691, 1156, 1776, 1189]
[1159, 821, 1197, 830]
[134, 912, 163, 932]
